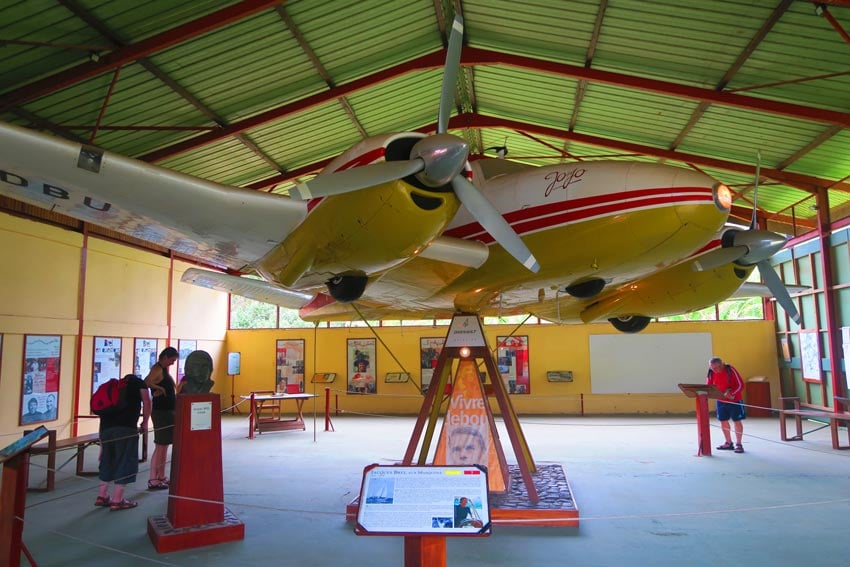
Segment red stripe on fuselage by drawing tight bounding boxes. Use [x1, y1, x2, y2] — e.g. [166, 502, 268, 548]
[445, 188, 714, 243]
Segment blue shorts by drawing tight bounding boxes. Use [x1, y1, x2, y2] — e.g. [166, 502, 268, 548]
[716, 400, 746, 421]
[99, 426, 139, 485]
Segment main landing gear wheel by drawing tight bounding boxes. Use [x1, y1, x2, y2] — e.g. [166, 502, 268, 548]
[326, 274, 368, 303]
[608, 315, 651, 333]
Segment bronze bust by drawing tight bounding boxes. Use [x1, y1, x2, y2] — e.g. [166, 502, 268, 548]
[182, 350, 214, 394]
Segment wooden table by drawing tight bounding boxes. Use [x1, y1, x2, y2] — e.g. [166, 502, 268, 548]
[242, 392, 315, 439]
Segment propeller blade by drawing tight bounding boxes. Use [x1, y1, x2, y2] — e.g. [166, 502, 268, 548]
[750, 150, 761, 230]
[438, 16, 464, 134]
[692, 246, 747, 272]
[451, 175, 539, 272]
[290, 159, 424, 200]
[757, 259, 801, 324]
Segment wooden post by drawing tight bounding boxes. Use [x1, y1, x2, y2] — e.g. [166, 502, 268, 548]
[403, 536, 446, 567]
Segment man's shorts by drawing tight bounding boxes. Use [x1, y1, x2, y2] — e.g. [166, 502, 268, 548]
[716, 400, 746, 421]
[151, 408, 174, 445]
[99, 426, 140, 485]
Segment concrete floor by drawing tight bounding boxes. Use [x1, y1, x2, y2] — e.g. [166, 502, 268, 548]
[18, 411, 850, 567]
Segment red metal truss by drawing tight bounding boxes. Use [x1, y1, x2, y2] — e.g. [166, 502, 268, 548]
[0, 0, 283, 113]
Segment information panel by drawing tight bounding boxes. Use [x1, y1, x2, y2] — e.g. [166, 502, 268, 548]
[355, 465, 490, 536]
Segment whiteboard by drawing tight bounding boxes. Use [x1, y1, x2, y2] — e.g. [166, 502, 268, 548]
[589, 333, 712, 394]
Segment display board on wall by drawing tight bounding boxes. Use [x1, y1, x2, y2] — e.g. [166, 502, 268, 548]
[177, 339, 197, 380]
[134, 338, 158, 377]
[348, 338, 376, 394]
[419, 337, 444, 394]
[21, 335, 61, 425]
[800, 330, 821, 382]
[589, 333, 712, 394]
[276, 340, 305, 393]
[92, 337, 122, 393]
[496, 335, 530, 394]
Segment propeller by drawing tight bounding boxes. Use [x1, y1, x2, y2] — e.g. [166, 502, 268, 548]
[289, 15, 539, 273]
[692, 151, 800, 324]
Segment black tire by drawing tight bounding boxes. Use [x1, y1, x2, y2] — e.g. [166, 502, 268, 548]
[608, 315, 651, 333]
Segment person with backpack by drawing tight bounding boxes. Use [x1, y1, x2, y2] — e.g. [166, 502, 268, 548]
[144, 346, 179, 490]
[706, 356, 746, 453]
[95, 374, 151, 510]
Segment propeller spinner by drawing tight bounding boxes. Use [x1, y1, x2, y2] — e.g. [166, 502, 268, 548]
[289, 15, 539, 273]
[692, 152, 800, 324]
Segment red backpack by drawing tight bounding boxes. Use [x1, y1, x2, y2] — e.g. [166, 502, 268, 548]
[91, 376, 130, 416]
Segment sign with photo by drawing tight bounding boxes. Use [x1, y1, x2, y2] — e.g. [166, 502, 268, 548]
[355, 464, 490, 536]
[21, 335, 61, 425]
[347, 338, 376, 394]
[134, 338, 158, 377]
[495, 335, 530, 394]
[92, 337, 122, 393]
[419, 337, 444, 394]
[275, 340, 305, 393]
[177, 339, 197, 381]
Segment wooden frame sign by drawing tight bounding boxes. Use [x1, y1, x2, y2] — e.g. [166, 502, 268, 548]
[355, 464, 490, 536]
[21, 335, 61, 425]
[92, 336, 122, 393]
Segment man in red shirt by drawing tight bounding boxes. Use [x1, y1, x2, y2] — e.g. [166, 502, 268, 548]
[707, 356, 746, 453]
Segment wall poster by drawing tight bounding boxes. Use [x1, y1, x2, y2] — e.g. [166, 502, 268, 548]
[92, 337, 122, 393]
[177, 339, 197, 381]
[420, 337, 445, 394]
[348, 338, 377, 394]
[495, 335, 530, 394]
[21, 335, 61, 425]
[800, 330, 821, 382]
[276, 339, 305, 393]
[134, 338, 159, 377]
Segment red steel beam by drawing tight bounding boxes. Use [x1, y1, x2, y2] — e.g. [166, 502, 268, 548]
[460, 114, 850, 194]
[0, 0, 283, 113]
[138, 46, 850, 163]
[140, 51, 446, 162]
[461, 47, 850, 128]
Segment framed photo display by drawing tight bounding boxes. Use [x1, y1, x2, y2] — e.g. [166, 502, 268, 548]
[177, 339, 197, 381]
[92, 337, 122, 393]
[134, 338, 158, 377]
[276, 339, 305, 393]
[348, 338, 377, 394]
[495, 336, 530, 394]
[799, 330, 821, 382]
[420, 337, 445, 394]
[21, 335, 61, 425]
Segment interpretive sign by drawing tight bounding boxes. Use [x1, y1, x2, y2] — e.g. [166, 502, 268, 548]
[355, 464, 491, 536]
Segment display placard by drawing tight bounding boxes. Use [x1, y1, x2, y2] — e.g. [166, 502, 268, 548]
[227, 352, 241, 375]
[311, 372, 336, 383]
[355, 464, 490, 536]
[385, 372, 410, 383]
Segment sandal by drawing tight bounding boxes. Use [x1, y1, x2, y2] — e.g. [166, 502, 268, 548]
[716, 441, 734, 450]
[734, 444, 745, 453]
[94, 495, 111, 507]
[147, 480, 168, 491]
[109, 499, 138, 511]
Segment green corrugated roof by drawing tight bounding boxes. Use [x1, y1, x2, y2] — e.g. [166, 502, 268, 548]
[1, 0, 849, 235]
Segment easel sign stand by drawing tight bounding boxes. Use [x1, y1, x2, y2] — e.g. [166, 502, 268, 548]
[0, 426, 49, 567]
[355, 464, 491, 567]
[227, 352, 241, 415]
[147, 394, 244, 552]
[678, 383, 722, 456]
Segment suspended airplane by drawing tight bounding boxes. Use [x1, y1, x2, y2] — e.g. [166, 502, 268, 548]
[0, 16, 800, 333]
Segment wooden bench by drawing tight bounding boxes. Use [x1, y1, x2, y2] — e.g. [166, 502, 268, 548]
[26, 428, 149, 492]
[778, 396, 850, 450]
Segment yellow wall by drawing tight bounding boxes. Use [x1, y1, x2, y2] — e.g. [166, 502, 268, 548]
[0, 212, 227, 437]
[0, 210, 781, 439]
[225, 319, 780, 416]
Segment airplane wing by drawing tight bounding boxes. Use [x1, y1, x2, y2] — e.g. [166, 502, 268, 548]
[0, 121, 307, 270]
[182, 268, 313, 309]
